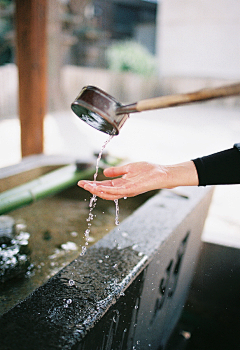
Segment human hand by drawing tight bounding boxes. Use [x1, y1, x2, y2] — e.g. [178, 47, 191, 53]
[78, 161, 198, 200]
[78, 162, 167, 200]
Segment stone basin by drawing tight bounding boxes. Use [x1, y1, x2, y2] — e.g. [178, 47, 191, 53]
[0, 155, 214, 350]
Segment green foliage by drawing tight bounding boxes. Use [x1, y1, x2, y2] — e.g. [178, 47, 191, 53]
[0, 0, 12, 7]
[0, 0, 14, 65]
[106, 40, 157, 77]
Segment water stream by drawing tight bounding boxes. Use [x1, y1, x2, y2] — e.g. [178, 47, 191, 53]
[81, 135, 117, 255]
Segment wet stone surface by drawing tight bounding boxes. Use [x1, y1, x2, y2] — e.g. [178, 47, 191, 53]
[0, 186, 213, 350]
[0, 246, 145, 350]
[0, 215, 16, 244]
[0, 216, 31, 283]
[0, 185, 154, 316]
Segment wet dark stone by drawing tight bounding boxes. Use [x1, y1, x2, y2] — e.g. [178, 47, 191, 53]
[0, 246, 144, 350]
[0, 247, 30, 283]
[0, 215, 15, 244]
[0, 186, 214, 350]
[0, 217, 31, 283]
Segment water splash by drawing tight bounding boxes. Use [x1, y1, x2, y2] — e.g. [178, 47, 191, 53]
[81, 135, 114, 256]
[68, 279, 75, 287]
[64, 298, 73, 308]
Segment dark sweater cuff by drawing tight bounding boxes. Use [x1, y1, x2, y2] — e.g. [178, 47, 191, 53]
[192, 147, 240, 186]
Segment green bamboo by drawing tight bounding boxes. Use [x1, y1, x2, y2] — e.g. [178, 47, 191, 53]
[0, 164, 96, 215]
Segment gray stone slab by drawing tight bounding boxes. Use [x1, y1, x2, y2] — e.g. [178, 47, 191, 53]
[0, 186, 213, 350]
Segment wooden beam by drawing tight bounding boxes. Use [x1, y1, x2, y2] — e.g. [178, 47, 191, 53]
[16, 0, 47, 157]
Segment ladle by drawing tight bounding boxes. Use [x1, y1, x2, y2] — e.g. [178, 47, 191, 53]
[71, 83, 240, 135]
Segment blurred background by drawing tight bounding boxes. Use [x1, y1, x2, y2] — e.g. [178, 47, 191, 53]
[0, 0, 239, 115]
[0, 1, 240, 348]
[0, 0, 239, 167]
[1, 0, 240, 241]
[0, 0, 159, 120]
[0, 0, 240, 239]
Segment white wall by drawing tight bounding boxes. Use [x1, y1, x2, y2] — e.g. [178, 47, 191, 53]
[157, 0, 240, 80]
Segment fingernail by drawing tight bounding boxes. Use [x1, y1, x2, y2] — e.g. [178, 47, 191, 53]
[78, 181, 87, 187]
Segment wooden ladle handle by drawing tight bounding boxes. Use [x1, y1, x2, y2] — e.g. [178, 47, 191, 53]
[116, 82, 240, 115]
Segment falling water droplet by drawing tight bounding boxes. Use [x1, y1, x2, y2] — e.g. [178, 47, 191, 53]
[114, 199, 120, 225]
[80, 246, 87, 256]
[68, 279, 75, 286]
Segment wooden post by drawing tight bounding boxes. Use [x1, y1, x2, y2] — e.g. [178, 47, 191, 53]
[16, 0, 47, 157]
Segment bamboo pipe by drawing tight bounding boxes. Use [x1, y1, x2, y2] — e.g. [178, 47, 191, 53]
[0, 164, 96, 215]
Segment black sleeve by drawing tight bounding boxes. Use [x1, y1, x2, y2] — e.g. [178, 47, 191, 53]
[192, 143, 240, 186]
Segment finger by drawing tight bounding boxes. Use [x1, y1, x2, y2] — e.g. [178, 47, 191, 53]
[78, 179, 113, 188]
[104, 164, 129, 178]
[81, 176, 128, 190]
[81, 183, 123, 200]
[82, 183, 111, 194]
[77, 180, 89, 188]
[81, 182, 143, 199]
[84, 183, 130, 197]
[94, 192, 123, 200]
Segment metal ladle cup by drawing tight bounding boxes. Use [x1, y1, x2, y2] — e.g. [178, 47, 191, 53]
[71, 83, 240, 135]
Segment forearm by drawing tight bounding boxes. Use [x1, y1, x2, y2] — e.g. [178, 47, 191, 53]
[192, 144, 240, 186]
[164, 161, 199, 189]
